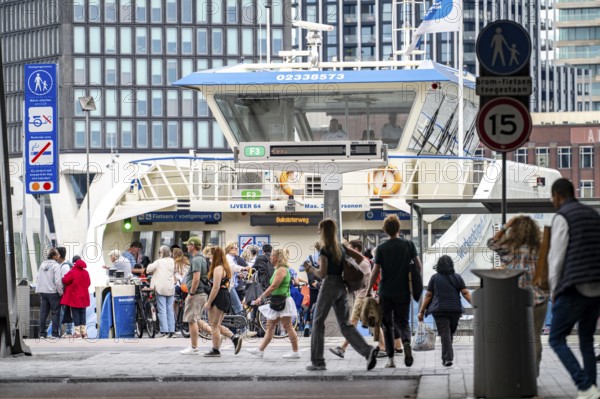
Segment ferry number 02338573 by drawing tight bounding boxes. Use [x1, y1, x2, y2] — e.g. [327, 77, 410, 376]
[276, 73, 345, 81]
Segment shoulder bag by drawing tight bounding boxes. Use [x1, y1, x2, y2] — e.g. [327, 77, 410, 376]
[341, 246, 365, 292]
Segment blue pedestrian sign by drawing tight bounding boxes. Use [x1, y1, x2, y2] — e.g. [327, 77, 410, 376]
[476, 21, 531, 76]
[24, 64, 59, 194]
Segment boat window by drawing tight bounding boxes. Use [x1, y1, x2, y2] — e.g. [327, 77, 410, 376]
[409, 90, 479, 156]
[214, 90, 416, 149]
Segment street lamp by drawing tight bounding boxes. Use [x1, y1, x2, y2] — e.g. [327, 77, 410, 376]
[78, 96, 96, 230]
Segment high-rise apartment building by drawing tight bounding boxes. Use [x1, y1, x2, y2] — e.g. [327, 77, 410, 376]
[553, 0, 600, 111]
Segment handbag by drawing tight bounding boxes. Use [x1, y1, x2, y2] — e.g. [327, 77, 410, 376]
[533, 225, 551, 291]
[409, 261, 423, 302]
[243, 281, 264, 306]
[412, 322, 436, 351]
[269, 295, 287, 311]
[341, 246, 365, 292]
[200, 277, 213, 295]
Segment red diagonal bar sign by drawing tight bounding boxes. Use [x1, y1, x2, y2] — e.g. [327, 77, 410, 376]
[31, 142, 51, 164]
[242, 238, 252, 249]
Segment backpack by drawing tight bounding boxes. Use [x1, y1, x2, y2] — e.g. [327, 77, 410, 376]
[253, 253, 274, 291]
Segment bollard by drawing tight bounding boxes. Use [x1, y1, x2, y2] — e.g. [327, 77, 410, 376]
[472, 269, 536, 398]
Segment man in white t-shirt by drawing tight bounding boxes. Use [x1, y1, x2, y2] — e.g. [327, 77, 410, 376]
[321, 118, 347, 141]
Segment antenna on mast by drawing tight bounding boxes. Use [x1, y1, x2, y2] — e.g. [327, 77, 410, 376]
[292, 21, 334, 69]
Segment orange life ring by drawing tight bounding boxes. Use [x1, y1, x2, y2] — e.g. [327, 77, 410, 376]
[370, 165, 401, 197]
[279, 171, 295, 196]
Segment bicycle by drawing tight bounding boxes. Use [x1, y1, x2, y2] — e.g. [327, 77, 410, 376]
[134, 281, 160, 339]
[256, 297, 299, 339]
[174, 292, 190, 338]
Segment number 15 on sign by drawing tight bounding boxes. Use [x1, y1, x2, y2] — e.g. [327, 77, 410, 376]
[476, 97, 532, 153]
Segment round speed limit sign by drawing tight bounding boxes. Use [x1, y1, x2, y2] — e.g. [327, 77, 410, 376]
[476, 97, 532, 152]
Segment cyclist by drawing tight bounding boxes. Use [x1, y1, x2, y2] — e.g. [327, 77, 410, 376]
[247, 248, 300, 359]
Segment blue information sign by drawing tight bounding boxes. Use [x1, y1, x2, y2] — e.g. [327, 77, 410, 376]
[24, 64, 59, 194]
[476, 21, 531, 76]
[365, 210, 411, 221]
[137, 211, 222, 223]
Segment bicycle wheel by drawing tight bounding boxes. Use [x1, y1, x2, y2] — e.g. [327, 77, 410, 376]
[258, 312, 297, 339]
[198, 308, 211, 340]
[135, 305, 144, 338]
[245, 306, 264, 337]
[145, 302, 157, 338]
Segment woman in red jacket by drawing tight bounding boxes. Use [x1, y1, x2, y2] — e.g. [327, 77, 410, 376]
[61, 259, 91, 338]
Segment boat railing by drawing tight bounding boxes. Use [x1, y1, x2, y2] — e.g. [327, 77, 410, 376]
[125, 155, 492, 203]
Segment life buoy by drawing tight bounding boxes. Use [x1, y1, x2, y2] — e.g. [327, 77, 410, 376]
[370, 165, 401, 197]
[279, 171, 295, 196]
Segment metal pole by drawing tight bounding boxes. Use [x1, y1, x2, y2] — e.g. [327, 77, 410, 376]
[21, 101, 27, 280]
[85, 110, 90, 230]
[502, 152, 507, 224]
[266, 4, 271, 64]
[40, 194, 45, 248]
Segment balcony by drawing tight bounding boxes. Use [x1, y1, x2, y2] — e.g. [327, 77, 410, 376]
[541, 0, 553, 9]
[343, 35, 358, 44]
[541, 39, 554, 51]
[361, 13, 376, 23]
[361, 34, 376, 45]
[344, 14, 357, 23]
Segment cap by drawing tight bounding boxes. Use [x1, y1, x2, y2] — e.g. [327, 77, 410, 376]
[184, 236, 202, 247]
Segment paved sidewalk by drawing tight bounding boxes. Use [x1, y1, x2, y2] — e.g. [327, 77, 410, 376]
[0, 334, 591, 398]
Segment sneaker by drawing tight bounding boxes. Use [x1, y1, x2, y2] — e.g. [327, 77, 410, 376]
[246, 348, 264, 358]
[404, 343, 413, 367]
[203, 349, 221, 357]
[243, 330, 258, 338]
[385, 358, 396, 368]
[231, 335, 243, 355]
[443, 361, 453, 367]
[377, 350, 388, 358]
[395, 347, 403, 354]
[306, 364, 326, 371]
[367, 346, 379, 371]
[577, 385, 600, 399]
[283, 352, 301, 359]
[329, 347, 345, 359]
[179, 347, 199, 355]
[156, 333, 169, 338]
[167, 333, 175, 338]
[303, 328, 311, 337]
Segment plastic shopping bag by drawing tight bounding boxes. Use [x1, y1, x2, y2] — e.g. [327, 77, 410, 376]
[412, 322, 436, 351]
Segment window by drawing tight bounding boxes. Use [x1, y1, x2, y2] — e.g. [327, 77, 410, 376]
[136, 27, 147, 53]
[89, 2, 101, 22]
[227, 28, 238, 55]
[106, 121, 118, 149]
[137, 121, 148, 148]
[121, 90, 133, 117]
[182, 28, 193, 54]
[536, 147, 549, 167]
[580, 180, 594, 198]
[327, 5, 337, 23]
[227, 0, 237, 23]
[105, 59, 117, 85]
[213, 121, 226, 148]
[167, 121, 178, 148]
[198, 121, 209, 148]
[166, 28, 177, 54]
[181, 0, 192, 23]
[136, 59, 148, 85]
[213, 0, 223, 23]
[580, 146, 593, 168]
[120, 27, 132, 54]
[151, 28, 162, 54]
[121, 58, 133, 84]
[182, 91, 193, 117]
[152, 122, 164, 148]
[74, 121, 85, 148]
[182, 121, 194, 148]
[74, 89, 86, 116]
[91, 121, 102, 148]
[166, 0, 177, 22]
[514, 148, 528, 164]
[74, 3, 85, 22]
[198, 92, 208, 116]
[120, 1, 133, 22]
[181, 59, 194, 77]
[152, 59, 163, 85]
[74, 58, 86, 84]
[166, 59, 177, 84]
[197, 0, 208, 23]
[212, 28, 223, 55]
[152, 90, 163, 116]
[89, 27, 101, 53]
[105, 27, 117, 54]
[105, 0, 117, 22]
[136, 90, 148, 116]
[242, 28, 253, 55]
[134, 0, 147, 22]
[167, 90, 178, 117]
[241, 2, 254, 24]
[105, 90, 117, 116]
[558, 147, 571, 169]
[121, 121, 133, 148]
[151, 0, 162, 22]
[197, 28, 208, 54]
[273, 29, 283, 54]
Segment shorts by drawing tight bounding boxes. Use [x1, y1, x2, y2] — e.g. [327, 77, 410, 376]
[183, 293, 207, 323]
[212, 288, 231, 313]
[351, 297, 367, 321]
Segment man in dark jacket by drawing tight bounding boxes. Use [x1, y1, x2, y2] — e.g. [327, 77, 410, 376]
[548, 178, 600, 398]
[252, 244, 274, 291]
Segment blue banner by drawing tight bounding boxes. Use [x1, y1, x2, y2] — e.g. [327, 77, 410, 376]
[24, 64, 59, 194]
[137, 211, 222, 223]
[365, 210, 411, 221]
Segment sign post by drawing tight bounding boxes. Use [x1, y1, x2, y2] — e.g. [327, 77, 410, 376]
[475, 21, 532, 224]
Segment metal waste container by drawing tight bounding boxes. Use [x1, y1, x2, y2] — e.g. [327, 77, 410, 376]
[111, 285, 136, 338]
[472, 269, 536, 398]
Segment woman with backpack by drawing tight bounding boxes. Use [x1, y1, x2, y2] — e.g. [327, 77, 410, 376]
[302, 218, 380, 371]
[247, 248, 300, 359]
[60, 259, 91, 338]
[418, 255, 471, 367]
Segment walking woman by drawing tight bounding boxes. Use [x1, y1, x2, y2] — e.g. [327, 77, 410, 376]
[61, 259, 91, 338]
[247, 248, 300, 359]
[302, 218, 379, 371]
[487, 215, 549, 376]
[173, 248, 190, 296]
[146, 245, 176, 338]
[418, 255, 471, 367]
[203, 246, 242, 357]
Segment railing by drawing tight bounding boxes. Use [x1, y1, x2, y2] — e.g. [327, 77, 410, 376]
[126, 155, 490, 203]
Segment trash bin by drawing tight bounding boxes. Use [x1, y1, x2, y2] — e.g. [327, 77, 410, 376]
[472, 269, 536, 398]
[111, 285, 136, 338]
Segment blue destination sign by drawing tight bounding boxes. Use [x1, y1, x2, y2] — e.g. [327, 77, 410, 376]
[137, 212, 222, 223]
[365, 210, 411, 221]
